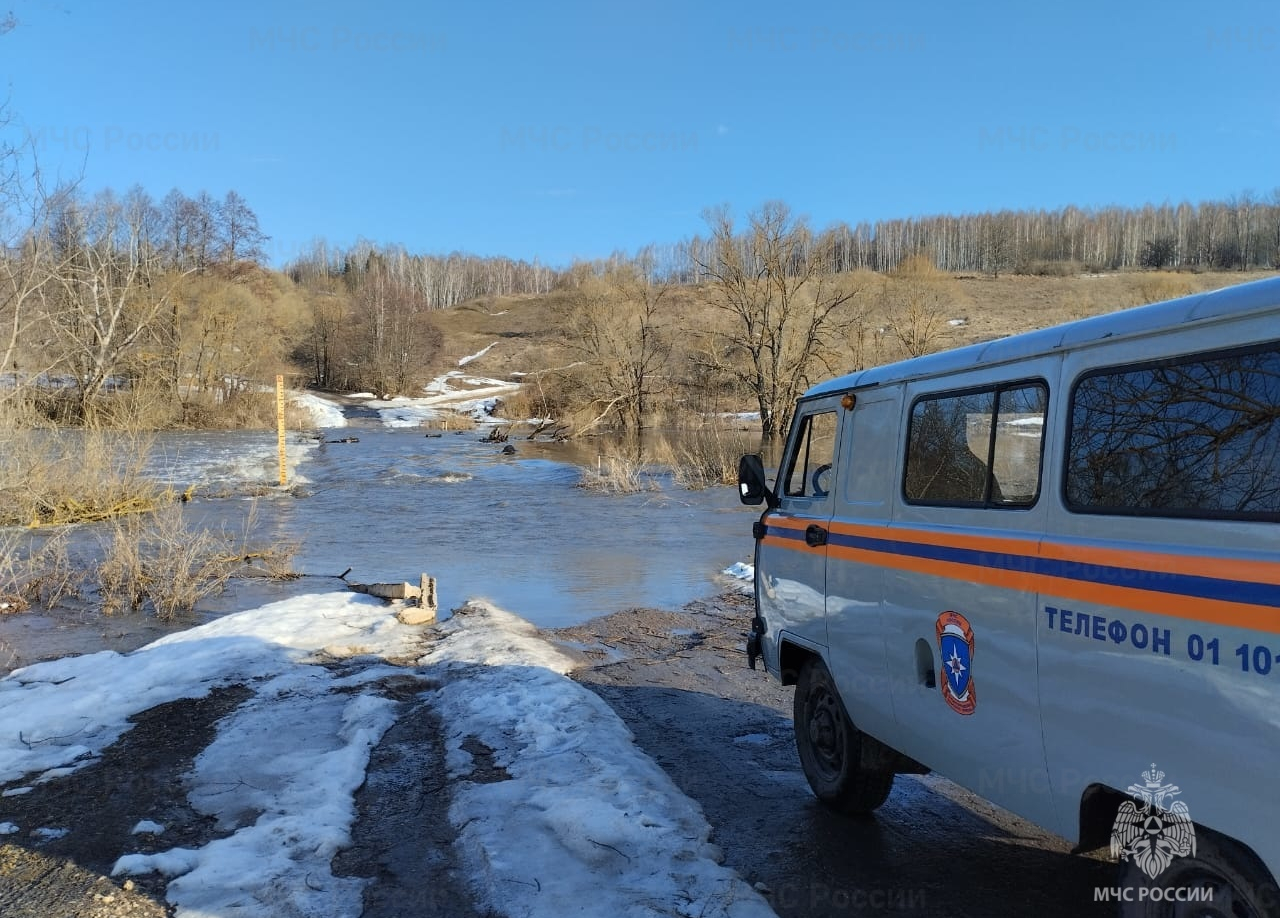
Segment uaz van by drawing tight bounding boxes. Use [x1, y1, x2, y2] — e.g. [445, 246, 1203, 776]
[738, 275, 1280, 915]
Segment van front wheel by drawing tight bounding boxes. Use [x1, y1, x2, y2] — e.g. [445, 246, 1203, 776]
[793, 657, 894, 816]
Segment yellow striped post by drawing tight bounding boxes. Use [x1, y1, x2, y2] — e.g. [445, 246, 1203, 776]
[276, 375, 287, 486]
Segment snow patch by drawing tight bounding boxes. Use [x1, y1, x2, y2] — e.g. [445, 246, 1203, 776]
[458, 342, 497, 366]
[4, 592, 772, 918]
[290, 391, 347, 428]
[3, 591, 422, 918]
[365, 370, 522, 428]
[423, 601, 774, 918]
[723, 562, 754, 582]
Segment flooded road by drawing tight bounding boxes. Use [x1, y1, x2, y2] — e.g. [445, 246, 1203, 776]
[272, 426, 758, 627]
[1, 419, 760, 671]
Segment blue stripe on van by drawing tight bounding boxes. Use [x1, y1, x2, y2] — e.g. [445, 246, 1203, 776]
[817, 530, 1280, 609]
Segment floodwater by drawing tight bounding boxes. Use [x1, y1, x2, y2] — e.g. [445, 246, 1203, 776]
[0, 419, 761, 671]
[267, 426, 758, 626]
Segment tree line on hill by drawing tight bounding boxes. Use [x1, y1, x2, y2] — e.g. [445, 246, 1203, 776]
[1, 177, 303, 425]
[634, 193, 1280, 283]
[287, 239, 557, 311]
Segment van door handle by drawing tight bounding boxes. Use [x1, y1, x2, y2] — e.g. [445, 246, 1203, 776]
[805, 524, 828, 547]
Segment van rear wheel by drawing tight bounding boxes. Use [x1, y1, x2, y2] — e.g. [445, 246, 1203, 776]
[793, 657, 894, 816]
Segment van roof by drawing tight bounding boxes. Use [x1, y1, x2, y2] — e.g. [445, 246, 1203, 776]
[805, 274, 1280, 399]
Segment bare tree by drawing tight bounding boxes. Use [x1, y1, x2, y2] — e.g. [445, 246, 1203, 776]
[41, 191, 190, 420]
[295, 278, 350, 389]
[980, 212, 1017, 277]
[347, 257, 442, 395]
[693, 201, 865, 439]
[190, 190, 218, 273]
[883, 255, 960, 358]
[0, 106, 60, 397]
[218, 190, 267, 264]
[556, 263, 671, 431]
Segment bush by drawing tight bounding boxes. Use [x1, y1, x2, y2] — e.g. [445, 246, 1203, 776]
[0, 430, 162, 527]
[577, 454, 656, 494]
[0, 531, 84, 612]
[97, 503, 298, 621]
[1133, 274, 1198, 305]
[658, 428, 755, 490]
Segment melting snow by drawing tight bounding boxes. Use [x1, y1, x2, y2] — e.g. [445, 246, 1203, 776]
[1, 591, 774, 918]
[290, 391, 348, 428]
[366, 371, 522, 428]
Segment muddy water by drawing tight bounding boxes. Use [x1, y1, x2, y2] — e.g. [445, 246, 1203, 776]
[270, 426, 757, 627]
[0, 423, 760, 671]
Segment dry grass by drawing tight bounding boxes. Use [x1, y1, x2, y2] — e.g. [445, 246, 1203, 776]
[654, 428, 756, 490]
[0, 499, 300, 621]
[1131, 272, 1201, 305]
[97, 506, 233, 620]
[577, 453, 656, 494]
[0, 530, 85, 612]
[0, 430, 163, 527]
[97, 502, 299, 621]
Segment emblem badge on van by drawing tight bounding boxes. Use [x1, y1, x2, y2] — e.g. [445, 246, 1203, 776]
[936, 611, 976, 715]
[1111, 764, 1196, 879]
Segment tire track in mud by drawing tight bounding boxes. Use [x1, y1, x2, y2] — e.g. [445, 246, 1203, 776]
[334, 682, 498, 918]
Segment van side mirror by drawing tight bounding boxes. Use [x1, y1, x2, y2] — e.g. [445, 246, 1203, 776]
[738, 454, 777, 508]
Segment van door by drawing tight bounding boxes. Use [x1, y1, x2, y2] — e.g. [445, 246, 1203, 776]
[755, 397, 844, 672]
[883, 378, 1058, 829]
[823, 388, 901, 744]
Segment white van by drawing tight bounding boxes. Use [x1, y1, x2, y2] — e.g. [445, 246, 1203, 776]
[738, 275, 1280, 914]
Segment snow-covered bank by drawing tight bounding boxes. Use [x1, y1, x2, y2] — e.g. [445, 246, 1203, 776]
[290, 390, 348, 428]
[0, 593, 775, 917]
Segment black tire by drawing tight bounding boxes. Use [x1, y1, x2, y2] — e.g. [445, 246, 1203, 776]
[793, 657, 894, 816]
[1118, 828, 1280, 918]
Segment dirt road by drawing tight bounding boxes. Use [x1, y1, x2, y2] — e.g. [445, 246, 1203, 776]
[1, 592, 1116, 917]
[553, 592, 1116, 918]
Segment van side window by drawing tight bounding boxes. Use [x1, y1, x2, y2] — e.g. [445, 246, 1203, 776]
[783, 411, 837, 499]
[904, 382, 1047, 507]
[1065, 341, 1280, 520]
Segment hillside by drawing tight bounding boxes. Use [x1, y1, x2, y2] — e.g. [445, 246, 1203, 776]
[423, 269, 1280, 411]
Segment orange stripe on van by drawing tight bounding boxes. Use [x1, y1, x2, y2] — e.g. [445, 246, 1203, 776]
[759, 516, 1280, 633]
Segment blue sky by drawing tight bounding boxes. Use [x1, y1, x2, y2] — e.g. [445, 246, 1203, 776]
[3, 0, 1277, 267]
